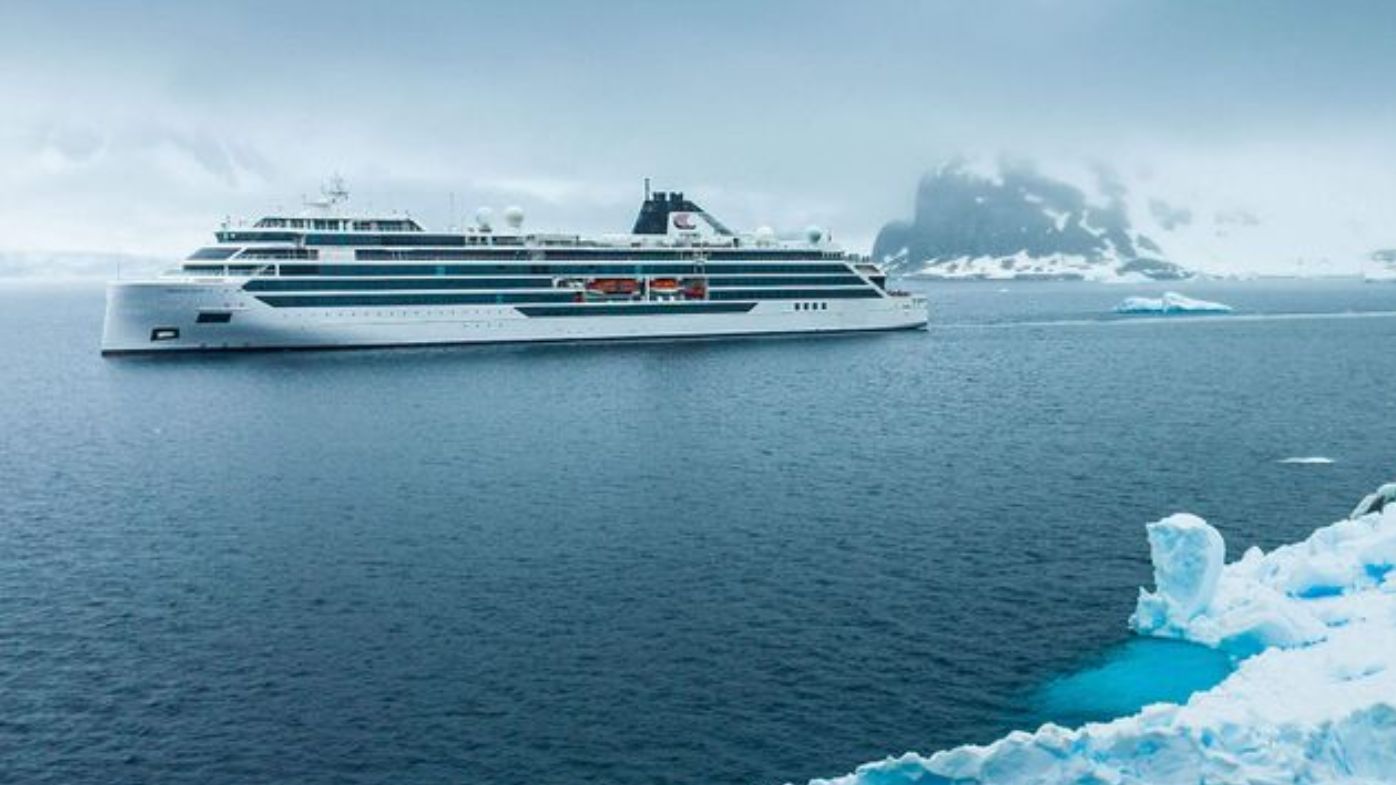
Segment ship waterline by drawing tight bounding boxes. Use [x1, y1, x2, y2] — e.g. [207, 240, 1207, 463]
[100, 185, 928, 354]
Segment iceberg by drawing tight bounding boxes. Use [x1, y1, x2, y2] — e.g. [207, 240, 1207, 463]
[1113, 291, 1233, 314]
[808, 485, 1396, 785]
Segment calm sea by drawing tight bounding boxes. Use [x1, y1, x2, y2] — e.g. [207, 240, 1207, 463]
[3, 278, 1395, 785]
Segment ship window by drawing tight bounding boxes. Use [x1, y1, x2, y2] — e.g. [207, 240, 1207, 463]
[150, 327, 179, 341]
[237, 248, 318, 260]
[217, 231, 300, 243]
[190, 247, 239, 260]
[196, 311, 232, 324]
[708, 288, 879, 301]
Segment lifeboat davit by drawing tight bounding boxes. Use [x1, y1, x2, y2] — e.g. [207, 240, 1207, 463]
[681, 278, 708, 299]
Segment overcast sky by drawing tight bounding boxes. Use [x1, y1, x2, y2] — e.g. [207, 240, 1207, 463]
[3, 0, 1395, 267]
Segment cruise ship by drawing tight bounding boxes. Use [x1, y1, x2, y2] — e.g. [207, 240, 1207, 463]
[101, 182, 928, 354]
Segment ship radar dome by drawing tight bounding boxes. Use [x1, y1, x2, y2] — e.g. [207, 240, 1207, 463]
[754, 226, 776, 246]
[475, 207, 494, 230]
[504, 206, 525, 229]
[805, 225, 824, 244]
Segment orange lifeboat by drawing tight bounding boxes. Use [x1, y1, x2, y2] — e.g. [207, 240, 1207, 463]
[586, 278, 639, 295]
[650, 277, 680, 292]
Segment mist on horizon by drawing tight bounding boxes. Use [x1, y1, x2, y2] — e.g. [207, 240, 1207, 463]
[3, 0, 1395, 273]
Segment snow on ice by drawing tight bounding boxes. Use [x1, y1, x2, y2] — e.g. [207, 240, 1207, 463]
[809, 484, 1396, 785]
[1113, 292, 1233, 314]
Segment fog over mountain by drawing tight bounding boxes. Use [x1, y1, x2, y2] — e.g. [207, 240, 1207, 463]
[874, 160, 1185, 281]
[873, 150, 1396, 280]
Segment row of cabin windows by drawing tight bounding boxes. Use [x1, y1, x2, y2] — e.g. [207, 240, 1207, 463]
[189, 247, 240, 260]
[212, 232, 845, 260]
[197, 246, 850, 266]
[241, 275, 867, 292]
[353, 247, 847, 260]
[795, 302, 829, 311]
[192, 248, 850, 271]
[257, 292, 582, 308]
[710, 288, 880, 301]
[255, 288, 879, 308]
[186, 260, 874, 288]
[254, 218, 421, 232]
[272, 263, 853, 276]
[516, 303, 754, 318]
[237, 248, 318, 260]
[184, 265, 263, 275]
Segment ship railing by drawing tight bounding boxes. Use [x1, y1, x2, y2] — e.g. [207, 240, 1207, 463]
[172, 262, 280, 279]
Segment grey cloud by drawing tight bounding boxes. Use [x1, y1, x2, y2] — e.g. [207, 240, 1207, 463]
[1149, 199, 1193, 232]
[38, 122, 107, 165]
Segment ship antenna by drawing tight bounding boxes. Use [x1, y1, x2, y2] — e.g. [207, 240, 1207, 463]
[644, 177, 651, 201]
[323, 173, 349, 206]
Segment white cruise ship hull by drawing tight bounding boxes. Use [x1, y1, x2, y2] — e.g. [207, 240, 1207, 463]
[101, 279, 928, 354]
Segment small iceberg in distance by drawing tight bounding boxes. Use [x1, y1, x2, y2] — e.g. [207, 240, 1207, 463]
[1279, 456, 1336, 465]
[1114, 291, 1233, 315]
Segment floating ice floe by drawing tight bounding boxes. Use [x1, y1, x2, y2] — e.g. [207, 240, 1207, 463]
[809, 485, 1396, 785]
[1280, 456, 1337, 465]
[1113, 291, 1233, 315]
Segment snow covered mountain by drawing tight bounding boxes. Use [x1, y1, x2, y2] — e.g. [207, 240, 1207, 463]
[874, 157, 1396, 280]
[810, 483, 1396, 785]
[874, 160, 1188, 282]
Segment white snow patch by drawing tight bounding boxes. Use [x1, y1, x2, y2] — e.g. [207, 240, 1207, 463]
[1101, 271, 1152, 285]
[908, 252, 1124, 282]
[1114, 292, 1233, 314]
[807, 485, 1396, 785]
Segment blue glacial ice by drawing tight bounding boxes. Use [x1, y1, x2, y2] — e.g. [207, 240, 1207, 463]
[808, 485, 1396, 785]
[1113, 292, 1233, 314]
[1030, 638, 1233, 729]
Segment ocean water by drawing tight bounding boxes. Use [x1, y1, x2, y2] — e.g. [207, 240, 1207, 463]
[3, 278, 1396, 785]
